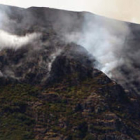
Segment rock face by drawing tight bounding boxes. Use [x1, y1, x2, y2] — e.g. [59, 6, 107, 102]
[0, 4, 140, 140]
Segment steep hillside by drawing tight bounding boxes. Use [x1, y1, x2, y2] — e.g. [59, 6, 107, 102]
[1, 52, 140, 140]
[0, 4, 140, 94]
[1, 49, 140, 140]
[0, 4, 140, 140]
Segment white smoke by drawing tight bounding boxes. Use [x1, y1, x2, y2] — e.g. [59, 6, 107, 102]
[62, 13, 140, 94]
[0, 5, 41, 50]
[64, 14, 130, 77]
[0, 30, 41, 50]
[48, 49, 63, 72]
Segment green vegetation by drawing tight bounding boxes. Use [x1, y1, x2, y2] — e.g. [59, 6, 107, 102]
[0, 74, 139, 140]
[0, 84, 39, 140]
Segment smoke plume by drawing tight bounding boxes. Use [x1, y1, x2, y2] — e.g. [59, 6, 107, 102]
[0, 30, 41, 50]
[64, 14, 130, 77]
[0, 5, 41, 50]
[62, 13, 140, 94]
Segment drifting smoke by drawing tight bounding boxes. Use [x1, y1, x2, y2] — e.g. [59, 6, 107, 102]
[64, 14, 131, 77]
[0, 30, 41, 50]
[63, 13, 140, 94]
[0, 5, 41, 50]
[48, 49, 63, 72]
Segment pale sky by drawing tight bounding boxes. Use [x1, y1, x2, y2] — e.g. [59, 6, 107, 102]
[0, 0, 140, 24]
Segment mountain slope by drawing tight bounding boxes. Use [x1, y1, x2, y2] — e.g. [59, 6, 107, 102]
[0, 4, 140, 94]
[1, 57, 140, 140]
[0, 4, 140, 140]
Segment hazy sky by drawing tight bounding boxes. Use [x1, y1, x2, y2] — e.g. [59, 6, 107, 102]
[0, 0, 140, 24]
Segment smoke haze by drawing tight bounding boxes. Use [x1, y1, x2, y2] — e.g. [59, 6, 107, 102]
[0, 4, 140, 94]
[0, 30, 41, 50]
[0, 6, 41, 50]
[60, 12, 140, 94]
[64, 14, 130, 77]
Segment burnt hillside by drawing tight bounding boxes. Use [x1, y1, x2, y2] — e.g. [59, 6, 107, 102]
[0, 4, 140, 140]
